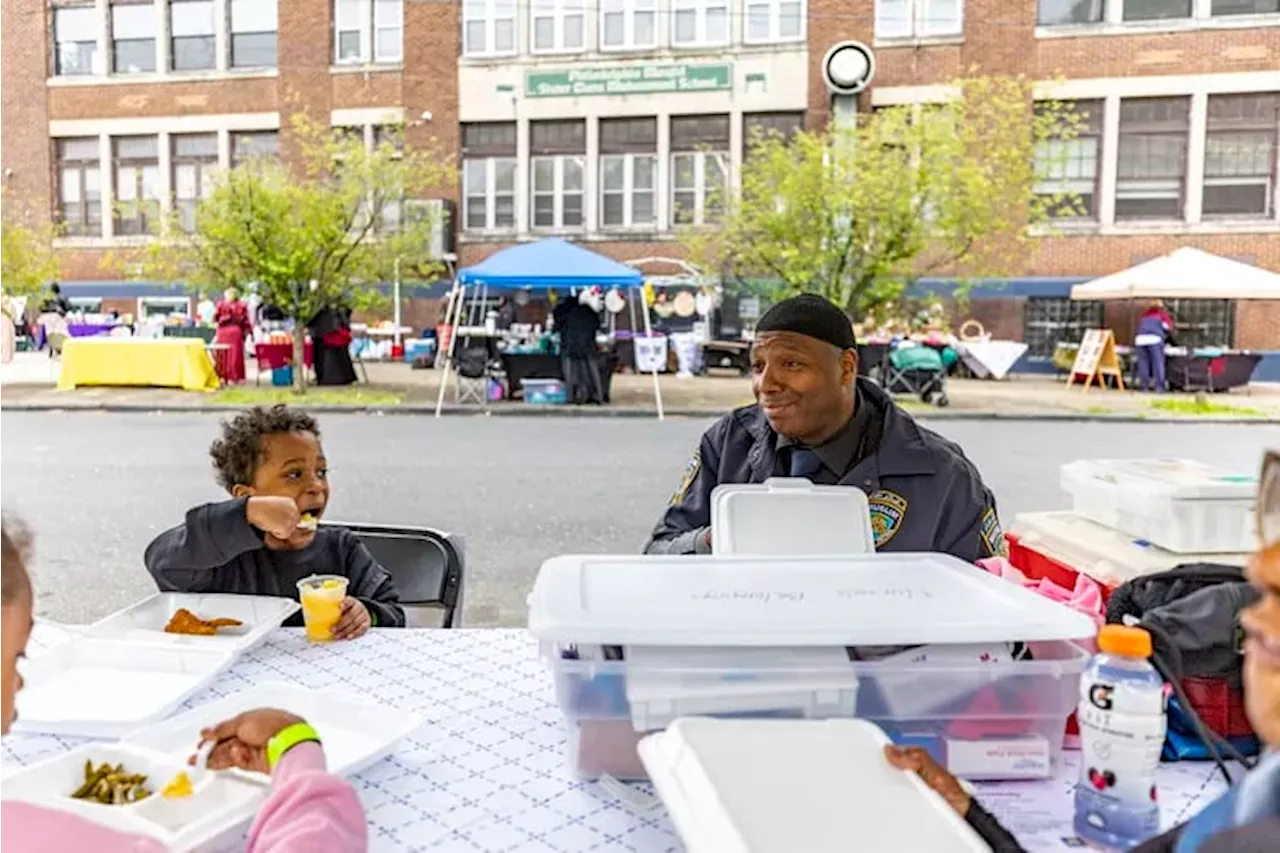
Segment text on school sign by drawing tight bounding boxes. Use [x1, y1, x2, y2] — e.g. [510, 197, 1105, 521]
[524, 64, 733, 98]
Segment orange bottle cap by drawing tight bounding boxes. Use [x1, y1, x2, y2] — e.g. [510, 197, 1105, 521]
[1097, 625, 1153, 658]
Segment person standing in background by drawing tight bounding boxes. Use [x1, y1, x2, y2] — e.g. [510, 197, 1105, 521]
[214, 287, 252, 384]
[308, 304, 357, 386]
[1135, 300, 1176, 392]
[195, 291, 217, 326]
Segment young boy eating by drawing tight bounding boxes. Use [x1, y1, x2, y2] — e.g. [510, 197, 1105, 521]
[146, 406, 404, 637]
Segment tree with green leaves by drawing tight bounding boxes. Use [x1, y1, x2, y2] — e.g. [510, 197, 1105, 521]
[138, 113, 452, 390]
[684, 76, 1081, 321]
[1, 190, 60, 318]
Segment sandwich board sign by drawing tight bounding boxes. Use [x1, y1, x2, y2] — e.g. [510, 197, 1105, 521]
[1067, 329, 1125, 392]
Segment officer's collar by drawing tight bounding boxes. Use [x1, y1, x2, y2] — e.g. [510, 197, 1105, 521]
[742, 379, 937, 478]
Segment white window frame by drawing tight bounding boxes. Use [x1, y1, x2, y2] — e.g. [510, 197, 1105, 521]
[334, 0, 401, 65]
[875, 0, 964, 39]
[137, 296, 191, 319]
[230, 0, 278, 68]
[671, 0, 730, 47]
[54, 6, 103, 76]
[599, 0, 657, 51]
[463, 0, 517, 58]
[744, 0, 806, 44]
[530, 155, 585, 230]
[671, 150, 727, 227]
[462, 157, 517, 232]
[531, 0, 585, 54]
[1121, 0, 1194, 23]
[600, 153, 657, 230]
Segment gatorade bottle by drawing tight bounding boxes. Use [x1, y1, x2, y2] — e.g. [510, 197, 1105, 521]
[1073, 625, 1167, 851]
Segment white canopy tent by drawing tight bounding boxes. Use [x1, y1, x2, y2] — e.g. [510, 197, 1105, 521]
[1070, 247, 1280, 301]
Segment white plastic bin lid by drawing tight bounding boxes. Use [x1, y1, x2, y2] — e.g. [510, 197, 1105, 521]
[528, 553, 1097, 645]
[1010, 511, 1248, 585]
[710, 479, 875, 556]
[1062, 458, 1257, 501]
[639, 718, 989, 853]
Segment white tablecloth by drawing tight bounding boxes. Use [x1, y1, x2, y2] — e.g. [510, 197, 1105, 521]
[2, 629, 1230, 852]
[957, 340, 1029, 380]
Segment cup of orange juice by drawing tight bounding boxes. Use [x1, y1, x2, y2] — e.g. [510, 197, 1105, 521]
[296, 575, 348, 642]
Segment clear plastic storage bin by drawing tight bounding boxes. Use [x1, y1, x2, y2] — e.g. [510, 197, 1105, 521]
[1060, 458, 1256, 554]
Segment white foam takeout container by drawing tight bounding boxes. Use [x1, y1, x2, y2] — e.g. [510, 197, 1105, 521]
[83, 593, 301, 655]
[12, 640, 235, 739]
[710, 479, 876, 557]
[2, 683, 425, 853]
[639, 717, 990, 853]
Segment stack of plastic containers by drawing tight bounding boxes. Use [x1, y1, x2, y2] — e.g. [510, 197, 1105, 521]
[1008, 459, 1254, 593]
[528, 551, 1097, 783]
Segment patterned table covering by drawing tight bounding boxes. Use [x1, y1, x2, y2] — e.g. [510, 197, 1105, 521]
[2, 629, 1230, 852]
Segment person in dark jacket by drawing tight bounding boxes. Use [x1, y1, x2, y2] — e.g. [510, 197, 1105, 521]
[553, 289, 605, 405]
[39, 283, 72, 317]
[145, 405, 404, 634]
[306, 305, 357, 386]
[1135, 300, 1177, 392]
[645, 293, 1004, 563]
[887, 481, 1280, 853]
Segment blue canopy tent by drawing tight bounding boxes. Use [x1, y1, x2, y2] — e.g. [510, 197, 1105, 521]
[436, 239, 664, 417]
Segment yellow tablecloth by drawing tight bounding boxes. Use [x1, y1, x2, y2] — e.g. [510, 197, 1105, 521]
[57, 338, 220, 392]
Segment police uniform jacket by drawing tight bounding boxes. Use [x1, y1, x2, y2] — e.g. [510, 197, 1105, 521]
[645, 378, 1004, 563]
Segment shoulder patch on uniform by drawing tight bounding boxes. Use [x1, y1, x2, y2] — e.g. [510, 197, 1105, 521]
[980, 506, 1007, 557]
[868, 490, 908, 548]
[670, 452, 702, 506]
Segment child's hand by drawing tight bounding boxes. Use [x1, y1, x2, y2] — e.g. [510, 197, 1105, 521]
[245, 496, 302, 541]
[196, 708, 306, 775]
[332, 596, 372, 640]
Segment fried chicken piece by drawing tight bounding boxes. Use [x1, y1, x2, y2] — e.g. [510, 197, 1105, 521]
[163, 608, 242, 635]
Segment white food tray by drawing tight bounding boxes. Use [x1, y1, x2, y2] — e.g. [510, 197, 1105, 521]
[2, 683, 425, 853]
[83, 593, 300, 654]
[12, 640, 235, 739]
[639, 718, 989, 853]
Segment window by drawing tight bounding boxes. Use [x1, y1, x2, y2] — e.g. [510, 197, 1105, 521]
[54, 6, 99, 76]
[231, 130, 279, 166]
[461, 123, 516, 231]
[112, 2, 157, 73]
[463, 0, 516, 56]
[600, 0, 656, 50]
[1212, 0, 1280, 13]
[530, 120, 585, 229]
[113, 136, 161, 236]
[1034, 100, 1102, 219]
[1163, 299, 1234, 348]
[672, 0, 729, 46]
[370, 126, 405, 233]
[743, 112, 804, 156]
[56, 138, 102, 237]
[1115, 97, 1190, 221]
[875, 0, 963, 38]
[600, 118, 657, 229]
[231, 0, 276, 67]
[532, 0, 584, 52]
[1123, 0, 1191, 20]
[745, 0, 803, 43]
[1202, 93, 1279, 219]
[171, 134, 217, 232]
[1037, 0, 1103, 24]
[1023, 297, 1103, 359]
[335, 0, 401, 64]
[170, 0, 215, 70]
[670, 114, 729, 226]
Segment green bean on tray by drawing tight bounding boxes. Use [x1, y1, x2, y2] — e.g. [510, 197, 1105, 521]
[71, 760, 152, 805]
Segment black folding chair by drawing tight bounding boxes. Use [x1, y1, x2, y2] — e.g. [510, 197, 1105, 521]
[322, 522, 465, 628]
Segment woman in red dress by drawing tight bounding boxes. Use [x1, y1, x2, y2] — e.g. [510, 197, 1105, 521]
[213, 288, 252, 383]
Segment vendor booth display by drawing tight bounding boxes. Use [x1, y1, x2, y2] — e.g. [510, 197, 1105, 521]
[56, 338, 220, 392]
[437, 239, 665, 417]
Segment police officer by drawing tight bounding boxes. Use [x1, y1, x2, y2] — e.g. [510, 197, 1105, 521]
[645, 293, 1005, 563]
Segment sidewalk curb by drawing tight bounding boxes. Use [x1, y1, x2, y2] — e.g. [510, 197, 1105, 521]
[2, 400, 1275, 424]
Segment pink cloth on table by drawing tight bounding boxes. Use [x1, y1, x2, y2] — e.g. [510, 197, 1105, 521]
[976, 556, 1104, 653]
[0, 743, 366, 853]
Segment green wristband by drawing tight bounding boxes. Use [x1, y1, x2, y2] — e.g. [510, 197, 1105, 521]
[266, 722, 321, 771]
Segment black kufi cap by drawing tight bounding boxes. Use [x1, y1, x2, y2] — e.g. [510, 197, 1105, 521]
[755, 294, 857, 350]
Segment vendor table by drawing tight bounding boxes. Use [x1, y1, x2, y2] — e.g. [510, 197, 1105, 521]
[502, 352, 618, 403]
[1, 629, 1228, 853]
[56, 337, 219, 391]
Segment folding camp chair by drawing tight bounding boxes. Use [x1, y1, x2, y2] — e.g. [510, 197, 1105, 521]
[321, 521, 465, 628]
[454, 346, 489, 406]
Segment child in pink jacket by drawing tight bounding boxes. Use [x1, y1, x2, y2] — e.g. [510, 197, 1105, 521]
[0, 520, 368, 852]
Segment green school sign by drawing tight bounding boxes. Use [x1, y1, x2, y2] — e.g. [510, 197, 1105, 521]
[525, 64, 732, 98]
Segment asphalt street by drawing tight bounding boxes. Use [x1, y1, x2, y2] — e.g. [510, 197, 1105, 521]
[0, 412, 1270, 626]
